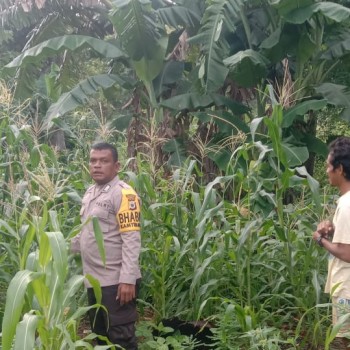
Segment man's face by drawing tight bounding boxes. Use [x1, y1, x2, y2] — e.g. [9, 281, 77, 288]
[89, 149, 119, 185]
[326, 154, 342, 187]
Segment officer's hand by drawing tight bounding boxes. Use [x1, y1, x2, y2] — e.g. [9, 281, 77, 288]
[317, 220, 334, 237]
[117, 283, 135, 305]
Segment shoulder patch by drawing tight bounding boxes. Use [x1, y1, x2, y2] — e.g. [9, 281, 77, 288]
[117, 188, 141, 233]
[87, 184, 95, 192]
[102, 184, 111, 192]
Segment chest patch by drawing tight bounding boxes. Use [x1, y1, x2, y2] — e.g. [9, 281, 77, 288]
[117, 188, 141, 232]
[95, 200, 112, 211]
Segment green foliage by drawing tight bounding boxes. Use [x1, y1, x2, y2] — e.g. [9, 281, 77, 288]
[1, 217, 90, 350]
[137, 321, 199, 349]
[160, 92, 249, 113]
[224, 49, 270, 88]
[110, 0, 169, 89]
[0, 95, 337, 349]
[210, 302, 296, 350]
[0, 83, 87, 346]
[315, 83, 350, 122]
[3, 35, 126, 73]
[4, 0, 349, 175]
[187, 0, 228, 92]
[111, 0, 164, 61]
[282, 2, 350, 24]
[3, 0, 350, 345]
[45, 74, 135, 125]
[156, 3, 201, 29]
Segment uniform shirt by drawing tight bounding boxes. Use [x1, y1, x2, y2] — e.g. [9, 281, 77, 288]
[71, 176, 141, 287]
[325, 191, 350, 298]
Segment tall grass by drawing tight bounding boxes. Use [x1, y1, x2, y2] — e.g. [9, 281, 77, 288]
[0, 87, 336, 349]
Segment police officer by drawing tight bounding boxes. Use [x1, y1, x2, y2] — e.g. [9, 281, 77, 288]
[71, 142, 141, 349]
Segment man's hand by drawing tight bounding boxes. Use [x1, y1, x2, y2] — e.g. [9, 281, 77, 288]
[317, 220, 334, 237]
[117, 283, 136, 305]
[313, 231, 320, 241]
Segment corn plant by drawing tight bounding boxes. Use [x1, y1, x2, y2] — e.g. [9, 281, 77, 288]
[127, 160, 235, 321]
[0, 92, 337, 349]
[131, 105, 331, 348]
[0, 200, 117, 349]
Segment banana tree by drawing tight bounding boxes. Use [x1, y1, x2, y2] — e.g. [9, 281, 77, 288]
[266, 0, 350, 172]
[188, 0, 350, 111]
[2, 0, 249, 170]
[0, 0, 111, 95]
[2, 0, 206, 162]
[0, 0, 114, 150]
[5, 0, 350, 172]
[170, 0, 350, 172]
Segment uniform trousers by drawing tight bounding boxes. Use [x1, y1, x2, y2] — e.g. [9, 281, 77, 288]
[87, 280, 140, 350]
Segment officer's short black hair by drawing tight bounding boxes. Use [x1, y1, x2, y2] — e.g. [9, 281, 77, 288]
[91, 142, 118, 162]
[329, 137, 350, 181]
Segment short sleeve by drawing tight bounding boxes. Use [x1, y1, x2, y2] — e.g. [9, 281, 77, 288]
[333, 205, 350, 244]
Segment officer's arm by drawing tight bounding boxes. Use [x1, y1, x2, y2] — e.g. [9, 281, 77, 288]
[115, 186, 141, 302]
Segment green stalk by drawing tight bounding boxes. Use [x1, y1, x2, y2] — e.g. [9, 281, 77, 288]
[246, 234, 252, 308]
[263, 0, 277, 31]
[256, 82, 266, 118]
[144, 80, 163, 123]
[240, 5, 252, 49]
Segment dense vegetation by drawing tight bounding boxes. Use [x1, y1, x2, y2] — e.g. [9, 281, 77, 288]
[1, 0, 350, 349]
[0, 88, 335, 349]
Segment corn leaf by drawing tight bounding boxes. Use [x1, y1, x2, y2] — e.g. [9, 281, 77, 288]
[85, 274, 102, 305]
[1, 270, 42, 350]
[61, 275, 85, 310]
[46, 231, 68, 283]
[19, 223, 36, 270]
[31, 275, 50, 310]
[14, 314, 39, 350]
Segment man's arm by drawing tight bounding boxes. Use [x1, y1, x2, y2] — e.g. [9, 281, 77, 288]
[118, 230, 141, 304]
[314, 205, 350, 262]
[115, 185, 141, 305]
[313, 231, 350, 262]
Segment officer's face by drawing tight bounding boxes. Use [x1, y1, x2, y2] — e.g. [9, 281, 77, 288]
[89, 149, 120, 185]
